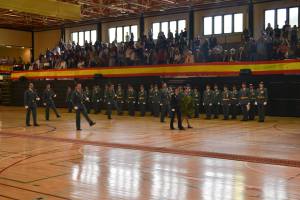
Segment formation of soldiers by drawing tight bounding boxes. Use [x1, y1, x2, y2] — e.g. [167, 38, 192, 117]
[24, 81, 268, 130]
[66, 81, 268, 123]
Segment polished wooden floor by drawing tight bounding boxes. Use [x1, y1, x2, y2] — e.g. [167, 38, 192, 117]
[0, 107, 300, 200]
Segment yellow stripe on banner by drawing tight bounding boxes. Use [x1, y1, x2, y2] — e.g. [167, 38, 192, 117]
[0, 66, 13, 71]
[10, 61, 300, 79]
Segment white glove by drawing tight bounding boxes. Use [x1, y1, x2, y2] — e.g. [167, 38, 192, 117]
[86, 97, 90, 101]
[36, 97, 40, 101]
[264, 102, 267, 106]
[218, 102, 220, 105]
[53, 94, 57, 98]
[196, 104, 199, 106]
[108, 102, 111, 105]
[209, 103, 212, 106]
[160, 104, 163, 106]
[121, 101, 124, 103]
[143, 103, 146, 104]
[254, 102, 258, 106]
[25, 106, 29, 109]
[133, 101, 135, 103]
[74, 106, 78, 110]
[43, 103, 47, 106]
[171, 109, 175, 111]
[203, 103, 205, 106]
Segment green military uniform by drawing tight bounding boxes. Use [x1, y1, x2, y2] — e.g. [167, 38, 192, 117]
[115, 87, 125, 115]
[230, 87, 239, 119]
[92, 86, 102, 114]
[212, 88, 221, 118]
[83, 88, 91, 114]
[239, 87, 250, 121]
[192, 89, 201, 118]
[203, 88, 214, 119]
[221, 88, 232, 120]
[256, 86, 268, 122]
[43, 88, 60, 120]
[127, 88, 136, 116]
[148, 86, 154, 116]
[152, 88, 160, 117]
[66, 88, 73, 113]
[159, 87, 169, 122]
[106, 88, 115, 119]
[71, 89, 95, 130]
[248, 86, 257, 120]
[138, 89, 147, 116]
[24, 88, 40, 126]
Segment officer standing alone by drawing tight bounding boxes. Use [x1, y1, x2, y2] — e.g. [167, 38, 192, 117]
[24, 82, 40, 126]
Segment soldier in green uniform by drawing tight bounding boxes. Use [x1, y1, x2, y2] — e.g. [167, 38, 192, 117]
[221, 85, 232, 120]
[71, 83, 95, 130]
[159, 82, 169, 122]
[203, 84, 214, 119]
[138, 84, 147, 116]
[24, 82, 40, 126]
[43, 83, 61, 121]
[83, 86, 91, 114]
[248, 83, 257, 120]
[115, 84, 125, 115]
[148, 84, 154, 116]
[255, 81, 268, 122]
[181, 86, 194, 128]
[92, 85, 101, 114]
[105, 84, 115, 119]
[192, 88, 201, 118]
[239, 82, 250, 121]
[103, 84, 108, 115]
[212, 84, 221, 119]
[127, 85, 136, 116]
[230, 84, 239, 119]
[66, 86, 73, 113]
[152, 84, 160, 117]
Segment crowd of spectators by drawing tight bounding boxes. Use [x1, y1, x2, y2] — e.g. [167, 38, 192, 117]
[6, 20, 300, 70]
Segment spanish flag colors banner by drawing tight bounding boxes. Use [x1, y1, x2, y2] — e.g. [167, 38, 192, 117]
[10, 60, 300, 80]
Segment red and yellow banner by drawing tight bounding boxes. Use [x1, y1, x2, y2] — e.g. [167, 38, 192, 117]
[0, 65, 12, 74]
[10, 60, 300, 80]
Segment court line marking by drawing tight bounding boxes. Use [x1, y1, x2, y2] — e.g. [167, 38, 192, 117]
[1, 131, 300, 168]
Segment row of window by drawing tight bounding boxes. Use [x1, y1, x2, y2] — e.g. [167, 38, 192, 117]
[152, 20, 186, 39]
[71, 30, 97, 46]
[71, 6, 299, 46]
[203, 13, 243, 35]
[265, 7, 299, 28]
[108, 25, 138, 43]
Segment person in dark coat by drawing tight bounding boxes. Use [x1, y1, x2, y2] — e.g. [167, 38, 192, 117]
[71, 83, 95, 130]
[239, 82, 250, 121]
[203, 85, 214, 119]
[66, 86, 73, 113]
[24, 82, 40, 126]
[256, 81, 268, 122]
[170, 87, 184, 130]
[43, 83, 61, 121]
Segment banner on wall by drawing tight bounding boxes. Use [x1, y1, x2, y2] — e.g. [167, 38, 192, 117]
[10, 60, 300, 80]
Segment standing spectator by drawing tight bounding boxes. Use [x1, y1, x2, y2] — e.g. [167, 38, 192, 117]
[274, 25, 281, 39]
[265, 23, 274, 37]
[291, 25, 298, 49]
[282, 20, 291, 40]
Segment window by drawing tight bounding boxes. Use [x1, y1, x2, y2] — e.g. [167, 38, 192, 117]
[78, 32, 84, 46]
[170, 21, 177, 34]
[116, 27, 123, 43]
[178, 20, 186, 32]
[289, 7, 299, 27]
[234, 13, 243, 32]
[152, 23, 160, 39]
[152, 20, 186, 39]
[84, 31, 90, 43]
[224, 14, 232, 33]
[204, 13, 243, 35]
[264, 7, 299, 29]
[123, 26, 130, 41]
[71, 32, 78, 44]
[108, 25, 138, 43]
[277, 8, 286, 28]
[204, 17, 213, 35]
[265, 10, 275, 29]
[71, 30, 97, 46]
[214, 16, 222, 34]
[91, 30, 97, 44]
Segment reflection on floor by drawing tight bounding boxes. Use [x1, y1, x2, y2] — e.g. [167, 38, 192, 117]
[0, 107, 300, 200]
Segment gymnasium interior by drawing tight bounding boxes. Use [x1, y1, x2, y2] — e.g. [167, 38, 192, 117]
[0, 0, 300, 199]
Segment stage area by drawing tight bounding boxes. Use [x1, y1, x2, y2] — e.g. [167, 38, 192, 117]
[0, 107, 300, 199]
